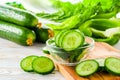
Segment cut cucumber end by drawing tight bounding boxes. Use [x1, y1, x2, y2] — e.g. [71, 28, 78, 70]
[26, 38, 33, 46]
[32, 56, 55, 74]
[20, 55, 39, 72]
[48, 29, 54, 38]
[26, 31, 36, 46]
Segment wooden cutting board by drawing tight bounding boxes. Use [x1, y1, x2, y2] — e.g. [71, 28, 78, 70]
[48, 42, 120, 80]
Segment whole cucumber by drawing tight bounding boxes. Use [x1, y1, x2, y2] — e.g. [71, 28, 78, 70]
[34, 27, 54, 43]
[0, 5, 38, 28]
[0, 20, 36, 46]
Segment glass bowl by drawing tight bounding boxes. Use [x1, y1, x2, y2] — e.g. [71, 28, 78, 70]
[46, 37, 94, 66]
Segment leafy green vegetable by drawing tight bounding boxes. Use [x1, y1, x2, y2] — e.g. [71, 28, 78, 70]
[84, 0, 120, 13]
[47, 14, 81, 30]
[47, 4, 100, 31]
[36, 1, 85, 22]
[92, 9, 117, 19]
[37, 0, 120, 21]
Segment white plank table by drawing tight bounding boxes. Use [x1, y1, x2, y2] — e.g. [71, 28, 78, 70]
[0, 38, 65, 80]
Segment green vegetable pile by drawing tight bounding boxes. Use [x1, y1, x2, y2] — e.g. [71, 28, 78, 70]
[37, 0, 120, 45]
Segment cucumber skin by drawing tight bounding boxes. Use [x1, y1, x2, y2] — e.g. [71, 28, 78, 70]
[0, 20, 36, 45]
[0, 5, 38, 27]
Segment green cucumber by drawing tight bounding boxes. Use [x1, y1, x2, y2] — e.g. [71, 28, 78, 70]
[75, 60, 99, 77]
[32, 56, 55, 74]
[105, 57, 120, 75]
[0, 5, 38, 28]
[61, 30, 84, 51]
[20, 55, 39, 72]
[34, 28, 53, 43]
[0, 20, 36, 46]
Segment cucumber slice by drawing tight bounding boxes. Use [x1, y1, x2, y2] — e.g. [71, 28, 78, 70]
[75, 60, 99, 77]
[55, 29, 68, 46]
[105, 57, 120, 75]
[20, 55, 38, 72]
[58, 30, 72, 47]
[61, 30, 84, 51]
[32, 56, 55, 74]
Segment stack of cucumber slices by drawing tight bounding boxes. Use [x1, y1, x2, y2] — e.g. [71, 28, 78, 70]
[55, 29, 85, 51]
[75, 57, 120, 77]
[20, 55, 55, 74]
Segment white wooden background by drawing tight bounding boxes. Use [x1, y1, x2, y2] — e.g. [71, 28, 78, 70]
[0, 38, 66, 80]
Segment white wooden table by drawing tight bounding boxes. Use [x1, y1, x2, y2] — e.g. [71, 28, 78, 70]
[0, 38, 65, 80]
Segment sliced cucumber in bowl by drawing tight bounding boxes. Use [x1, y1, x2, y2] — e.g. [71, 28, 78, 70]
[55, 29, 85, 51]
[61, 30, 84, 51]
[46, 29, 94, 66]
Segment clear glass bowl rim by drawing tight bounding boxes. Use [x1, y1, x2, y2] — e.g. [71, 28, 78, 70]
[46, 36, 95, 50]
